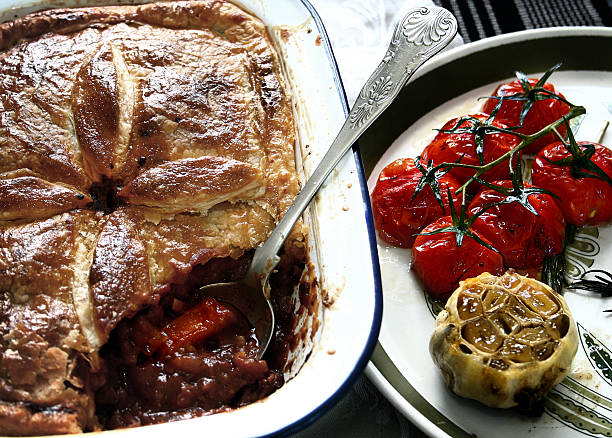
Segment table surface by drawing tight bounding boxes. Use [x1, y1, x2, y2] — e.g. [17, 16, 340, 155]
[291, 0, 612, 437]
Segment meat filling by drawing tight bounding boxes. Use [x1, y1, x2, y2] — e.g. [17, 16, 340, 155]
[95, 252, 303, 429]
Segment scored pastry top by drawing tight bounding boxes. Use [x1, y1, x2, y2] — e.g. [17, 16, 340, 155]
[0, 0, 297, 216]
[0, 1, 302, 434]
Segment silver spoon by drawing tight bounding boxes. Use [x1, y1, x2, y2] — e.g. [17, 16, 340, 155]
[202, 6, 458, 359]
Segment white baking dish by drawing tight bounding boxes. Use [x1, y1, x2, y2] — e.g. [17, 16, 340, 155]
[0, 0, 382, 436]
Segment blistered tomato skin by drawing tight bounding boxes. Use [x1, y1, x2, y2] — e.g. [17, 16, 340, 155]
[371, 158, 463, 248]
[411, 216, 504, 299]
[482, 79, 570, 155]
[420, 113, 521, 193]
[468, 180, 566, 269]
[532, 141, 612, 227]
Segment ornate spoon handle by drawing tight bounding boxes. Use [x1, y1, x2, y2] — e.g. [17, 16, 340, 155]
[250, 6, 458, 283]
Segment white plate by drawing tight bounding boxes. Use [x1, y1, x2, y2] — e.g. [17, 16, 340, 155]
[363, 27, 612, 438]
[0, 1, 382, 436]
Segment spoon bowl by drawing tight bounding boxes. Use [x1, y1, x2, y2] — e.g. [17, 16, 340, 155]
[201, 264, 275, 359]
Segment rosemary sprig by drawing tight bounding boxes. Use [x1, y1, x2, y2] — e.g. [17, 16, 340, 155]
[541, 254, 566, 293]
[567, 269, 612, 297]
[541, 224, 578, 292]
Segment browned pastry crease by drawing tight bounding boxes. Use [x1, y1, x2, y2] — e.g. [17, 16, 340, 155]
[0, 176, 91, 221]
[0, 0, 303, 434]
[119, 156, 263, 213]
[72, 43, 121, 182]
[90, 209, 152, 342]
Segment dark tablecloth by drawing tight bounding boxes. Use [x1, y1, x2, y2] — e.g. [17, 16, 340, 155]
[434, 0, 612, 42]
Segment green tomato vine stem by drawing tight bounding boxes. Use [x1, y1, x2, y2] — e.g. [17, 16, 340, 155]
[454, 105, 586, 195]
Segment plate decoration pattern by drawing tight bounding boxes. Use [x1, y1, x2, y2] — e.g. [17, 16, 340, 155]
[546, 379, 612, 437]
[578, 323, 612, 388]
[566, 228, 600, 280]
[543, 325, 612, 436]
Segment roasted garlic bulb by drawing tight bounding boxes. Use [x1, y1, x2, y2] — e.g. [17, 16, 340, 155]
[430, 271, 578, 411]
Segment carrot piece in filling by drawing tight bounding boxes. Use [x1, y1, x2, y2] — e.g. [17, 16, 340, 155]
[146, 297, 239, 357]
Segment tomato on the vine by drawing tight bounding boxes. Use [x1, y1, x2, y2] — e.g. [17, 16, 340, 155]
[468, 180, 566, 269]
[412, 216, 504, 298]
[532, 141, 612, 227]
[371, 158, 462, 248]
[482, 78, 570, 155]
[420, 113, 521, 193]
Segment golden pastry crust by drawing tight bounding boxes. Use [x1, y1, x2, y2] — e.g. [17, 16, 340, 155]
[90, 209, 153, 343]
[0, 211, 100, 433]
[0, 1, 303, 434]
[0, 0, 299, 211]
[119, 157, 264, 214]
[0, 176, 91, 221]
[135, 205, 273, 282]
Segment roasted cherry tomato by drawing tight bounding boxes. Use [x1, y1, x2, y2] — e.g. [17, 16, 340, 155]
[412, 216, 504, 298]
[532, 141, 612, 227]
[468, 180, 566, 269]
[420, 113, 521, 193]
[371, 157, 462, 248]
[482, 78, 570, 155]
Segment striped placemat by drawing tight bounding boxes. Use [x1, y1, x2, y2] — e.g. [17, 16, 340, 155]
[434, 0, 612, 42]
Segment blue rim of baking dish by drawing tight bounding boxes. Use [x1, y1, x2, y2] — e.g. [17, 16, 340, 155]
[0, 0, 383, 435]
[260, 0, 383, 436]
